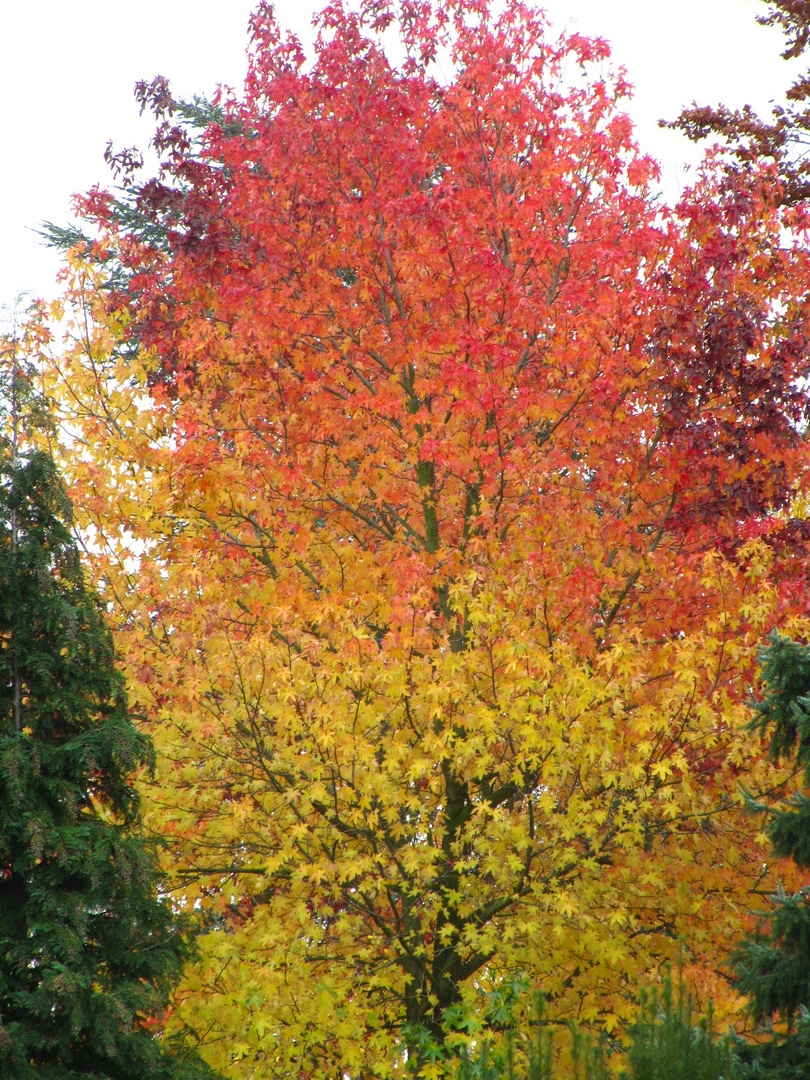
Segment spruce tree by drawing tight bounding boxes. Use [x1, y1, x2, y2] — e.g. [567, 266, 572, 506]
[0, 340, 216, 1077]
[731, 632, 810, 1078]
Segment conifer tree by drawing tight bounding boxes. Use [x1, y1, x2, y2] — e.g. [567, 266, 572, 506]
[730, 633, 810, 1078]
[0, 329, 216, 1078]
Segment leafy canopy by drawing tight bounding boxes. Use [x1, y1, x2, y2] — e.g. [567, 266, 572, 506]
[42, 0, 810, 1075]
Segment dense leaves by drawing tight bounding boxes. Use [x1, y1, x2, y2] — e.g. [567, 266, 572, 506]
[40, 0, 810, 1075]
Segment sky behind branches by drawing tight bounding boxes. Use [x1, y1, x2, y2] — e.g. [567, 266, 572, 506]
[0, 0, 800, 310]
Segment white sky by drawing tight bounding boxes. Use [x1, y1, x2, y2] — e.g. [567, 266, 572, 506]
[0, 0, 801, 311]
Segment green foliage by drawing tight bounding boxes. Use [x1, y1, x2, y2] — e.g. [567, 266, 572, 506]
[451, 967, 739, 1080]
[749, 634, 810, 793]
[732, 886, 810, 1032]
[728, 633, 810, 1076]
[0, 437, 217, 1078]
[731, 1011, 810, 1080]
[620, 968, 733, 1080]
[453, 997, 608, 1080]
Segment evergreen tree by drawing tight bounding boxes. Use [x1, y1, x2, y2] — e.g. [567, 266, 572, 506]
[730, 632, 810, 1078]
[621, 967, 733, 1080]
[0, 337, 216, 1077]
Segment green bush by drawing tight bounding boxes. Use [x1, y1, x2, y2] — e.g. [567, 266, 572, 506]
[619, 968, 733, 1080]
[452, 967, 735, 1080]
[453, 992, 608, 1080]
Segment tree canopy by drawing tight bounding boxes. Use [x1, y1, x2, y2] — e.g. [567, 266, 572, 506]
[37, 0, 810, 1075]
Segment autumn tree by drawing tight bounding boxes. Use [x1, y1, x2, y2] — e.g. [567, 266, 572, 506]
[0, 324, 217, 1078]
[42, 0, 810, 1075]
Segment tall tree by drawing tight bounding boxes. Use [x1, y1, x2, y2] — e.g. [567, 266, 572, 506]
[44, 0, 810, 1074]
[0, 324, 215, 1078]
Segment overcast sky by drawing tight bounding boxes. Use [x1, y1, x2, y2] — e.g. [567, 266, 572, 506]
[0, 0, 801, 311]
